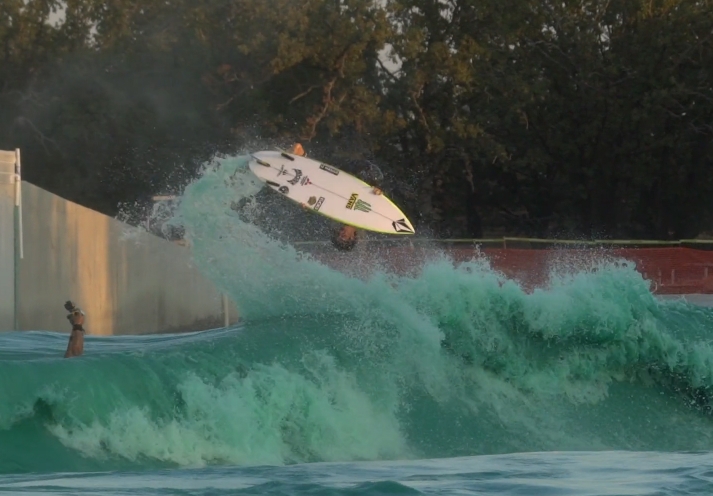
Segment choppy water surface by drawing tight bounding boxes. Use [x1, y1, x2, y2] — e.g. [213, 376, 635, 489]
[3, 154, 713, 494]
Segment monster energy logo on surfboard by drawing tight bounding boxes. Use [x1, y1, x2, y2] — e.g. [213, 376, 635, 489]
[345, 194, 371, 213]
[354, 200, 371, 212]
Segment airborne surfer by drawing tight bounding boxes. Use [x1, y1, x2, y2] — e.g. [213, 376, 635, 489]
[288, 142, 384, 252]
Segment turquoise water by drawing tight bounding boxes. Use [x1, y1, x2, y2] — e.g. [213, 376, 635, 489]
[3, 452, 713, 495]
[2, 155, 713, 494]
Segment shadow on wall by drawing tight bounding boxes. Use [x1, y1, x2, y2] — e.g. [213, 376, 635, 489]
[10, 183, 238, 335]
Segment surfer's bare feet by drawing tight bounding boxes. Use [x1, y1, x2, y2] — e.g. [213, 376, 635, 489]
[372, 187, 382, 195]
[290, 143, 305, 156]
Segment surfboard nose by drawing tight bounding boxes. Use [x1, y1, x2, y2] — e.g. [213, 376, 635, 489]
[392, 218, 415, 234]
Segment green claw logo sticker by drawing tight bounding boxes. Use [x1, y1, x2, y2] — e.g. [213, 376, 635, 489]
[345, 193, 371, 213]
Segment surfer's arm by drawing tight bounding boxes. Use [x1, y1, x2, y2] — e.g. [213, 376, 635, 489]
[63, 333, 74, 358]
[64, 304, 86, 358]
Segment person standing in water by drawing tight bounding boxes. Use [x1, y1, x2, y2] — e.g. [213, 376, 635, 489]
[63, 300, 86, 358]
[288, 142, 383, 252]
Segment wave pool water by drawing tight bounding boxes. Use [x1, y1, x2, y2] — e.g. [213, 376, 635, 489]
[3, 154, 713, 494]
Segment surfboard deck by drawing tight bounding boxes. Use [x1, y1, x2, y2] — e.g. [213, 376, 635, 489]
[248, 150, 415, 235]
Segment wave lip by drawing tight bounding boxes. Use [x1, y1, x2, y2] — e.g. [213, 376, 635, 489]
[4, 154, 713, 474]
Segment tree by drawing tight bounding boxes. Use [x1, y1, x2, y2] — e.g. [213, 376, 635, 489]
[1, 0, 711, 239]
[1, 0, 234, 215]
[375, 0, 713, 238]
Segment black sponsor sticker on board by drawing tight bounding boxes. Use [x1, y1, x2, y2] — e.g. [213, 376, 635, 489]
[288, 169, 302, 185]
[346, 193, 358, 209]
[392, 218, 414, 233]
[319, 163, 340, 175]
[313, 197, 325, 212]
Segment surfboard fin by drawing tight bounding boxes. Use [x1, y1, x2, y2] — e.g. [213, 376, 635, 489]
[277, 147, 308, 159]
[250, 154, 271, 167]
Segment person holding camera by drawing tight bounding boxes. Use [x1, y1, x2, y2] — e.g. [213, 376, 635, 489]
[63, 301, 86, 358]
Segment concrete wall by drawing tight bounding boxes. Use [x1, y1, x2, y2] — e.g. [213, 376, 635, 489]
[4, 181, 239, 335]
[658, 294, 713, 307]
[0, 151, 16, 330]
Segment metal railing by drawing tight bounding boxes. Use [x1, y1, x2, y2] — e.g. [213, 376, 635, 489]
[292, 237, 713, 248]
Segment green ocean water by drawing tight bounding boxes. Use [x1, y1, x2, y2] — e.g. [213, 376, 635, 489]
[2, 155, 713, 494]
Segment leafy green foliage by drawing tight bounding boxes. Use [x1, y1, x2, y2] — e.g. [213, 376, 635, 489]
[0, 0, 711, 238]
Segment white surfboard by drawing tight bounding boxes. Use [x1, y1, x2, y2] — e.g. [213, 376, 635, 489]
[248, 150, 415, 235]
